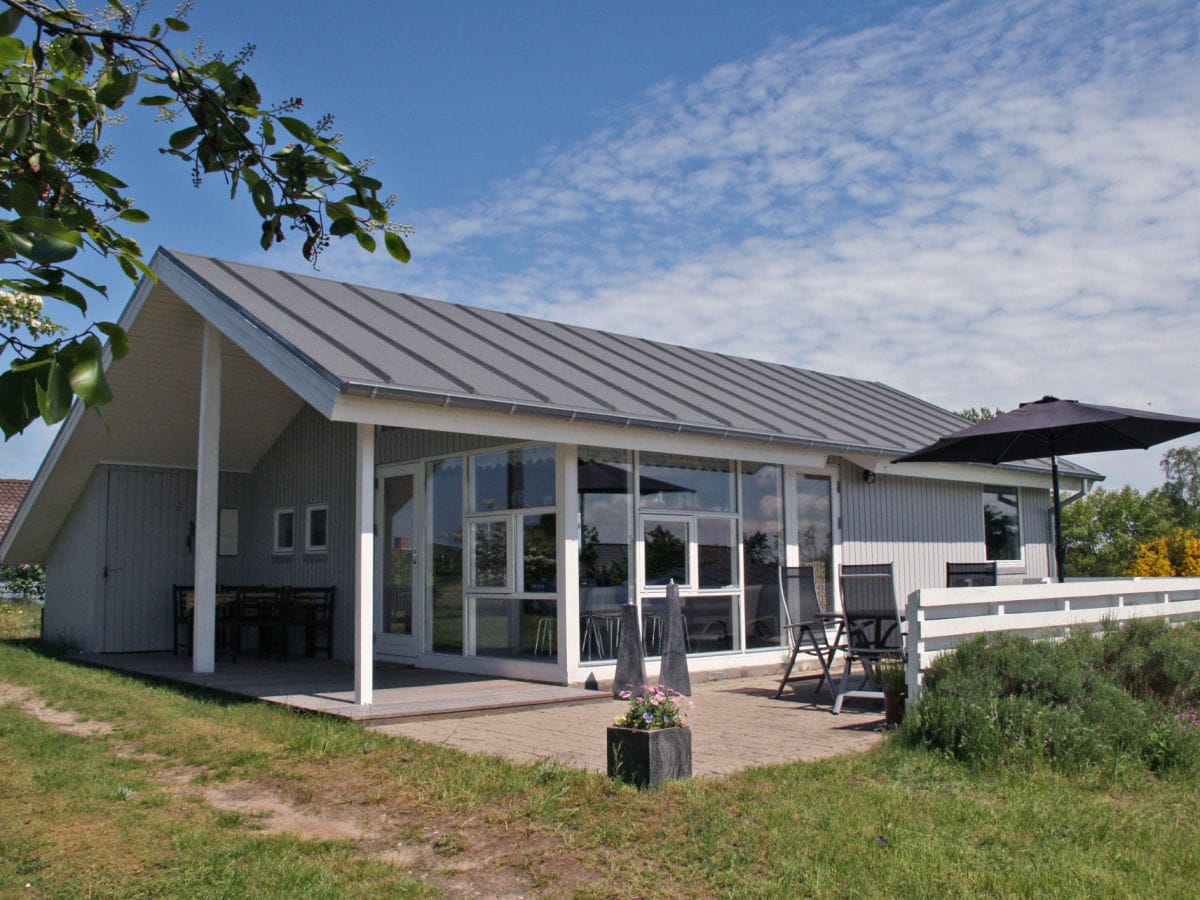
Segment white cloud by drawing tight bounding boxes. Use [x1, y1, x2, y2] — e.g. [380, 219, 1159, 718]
[318, 0, 1200, 490]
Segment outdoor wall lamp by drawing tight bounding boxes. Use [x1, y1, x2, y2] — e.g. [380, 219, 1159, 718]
[862, 469, 876, 484]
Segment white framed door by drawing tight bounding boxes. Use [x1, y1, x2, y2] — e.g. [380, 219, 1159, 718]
[376, 463, 423, 657]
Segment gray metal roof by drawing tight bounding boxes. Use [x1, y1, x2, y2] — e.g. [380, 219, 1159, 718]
[163, 248, 1095, 475]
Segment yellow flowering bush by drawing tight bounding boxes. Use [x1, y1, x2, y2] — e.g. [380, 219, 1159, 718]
[1127, 529, 1200, 577]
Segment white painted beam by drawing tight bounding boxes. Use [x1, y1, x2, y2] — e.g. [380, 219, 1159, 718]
[354, 423, 375, 706]
[192, 324, 221, 674]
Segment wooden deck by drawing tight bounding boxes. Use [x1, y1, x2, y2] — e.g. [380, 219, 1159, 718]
[75, 652, 609, 723]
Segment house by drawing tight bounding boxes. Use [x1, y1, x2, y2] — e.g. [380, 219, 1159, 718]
[0, 478, 30, 545]
[0, 249, 1099, 701]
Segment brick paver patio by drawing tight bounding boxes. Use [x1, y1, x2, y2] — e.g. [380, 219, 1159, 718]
[376, 674, 886, 776]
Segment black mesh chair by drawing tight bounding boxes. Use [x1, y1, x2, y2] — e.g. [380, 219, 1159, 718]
[774, 566, 843, 701]
[946, 561, 998, 587]
[832, 563, 903, 714]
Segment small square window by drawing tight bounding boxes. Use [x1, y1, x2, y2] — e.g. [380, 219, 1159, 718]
[273, 508, 295, 555]
[306, 504, 329, 554]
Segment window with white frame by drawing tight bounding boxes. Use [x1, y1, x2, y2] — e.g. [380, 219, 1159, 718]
[273, 508, 295, 555]
[305, 503, 328, 554]
[983, 486, 1021, 561]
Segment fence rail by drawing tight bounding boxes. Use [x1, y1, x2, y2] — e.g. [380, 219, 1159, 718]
[904, 578, 1200, 699]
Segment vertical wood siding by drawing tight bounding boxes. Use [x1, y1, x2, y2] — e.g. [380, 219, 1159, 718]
[838, 460, 1053, 606]
[98, 466, 249, 652]
[43, 467, 106, 651]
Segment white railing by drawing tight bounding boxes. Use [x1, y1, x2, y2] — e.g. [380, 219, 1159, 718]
[904, 578, 1200, 699]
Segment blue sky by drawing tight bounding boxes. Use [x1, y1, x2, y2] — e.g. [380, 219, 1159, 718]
[3, 0, 1198, 491]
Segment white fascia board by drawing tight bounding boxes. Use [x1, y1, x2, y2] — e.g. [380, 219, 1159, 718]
[0, 270, 162, 563]
[850, 453, 1089, 492]
[330, 393, 833, 468]
[153, 250, 341, 417]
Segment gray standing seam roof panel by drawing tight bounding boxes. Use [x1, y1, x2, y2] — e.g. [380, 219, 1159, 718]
[159, 249, 1099, 476]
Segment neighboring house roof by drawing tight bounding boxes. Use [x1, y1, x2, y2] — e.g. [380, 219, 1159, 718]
[0, 247, 1100, 563]
[0, 479, 30, 544]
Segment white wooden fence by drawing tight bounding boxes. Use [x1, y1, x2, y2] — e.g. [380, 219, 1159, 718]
[904, 578, 1200, 699]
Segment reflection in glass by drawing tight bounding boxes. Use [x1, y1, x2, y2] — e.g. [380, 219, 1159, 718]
[472, 597, 558, 661]
[473, 445, 556, 511]
[382, 475, 414, 635]
[523, 513, 557, 592]
[470, 520, 509, 588]
[578, 447, 632, 662]
[796, 474, 834, 611]
[698, 517, 737, 588]
[742, 463, 784, 648]
[644, 519, 689, 586]
[682, 594, 737, 654]
[639, 452, 734, 512]
[984, 486, 1020, 560]
[428, 457, 464, 653]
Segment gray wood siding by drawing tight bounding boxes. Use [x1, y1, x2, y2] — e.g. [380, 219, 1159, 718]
[43, 467, 106, 652]
[99, 466, 249, 652]
[838, 459, 1053, 605]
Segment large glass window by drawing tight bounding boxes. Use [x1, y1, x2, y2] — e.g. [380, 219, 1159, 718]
[578, 447, 633, 662]
[639, 452, 735, 512]
[428, 457, 464, 654]
[643, 519, 689, 586]
[984, 486, 1021, 561]
[468, 519, 510, 590]
[795, 474, 835, 612]
[742, 463, 783, 648]
[472, 445, 556, 511]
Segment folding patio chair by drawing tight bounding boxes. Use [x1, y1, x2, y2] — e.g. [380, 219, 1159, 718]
[774, 565, 843, 701]
[832, 563, 903, 714]
[946, 561, 998, 587]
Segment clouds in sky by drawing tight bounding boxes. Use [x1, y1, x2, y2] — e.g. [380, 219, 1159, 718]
[303, 0, 1199, 487]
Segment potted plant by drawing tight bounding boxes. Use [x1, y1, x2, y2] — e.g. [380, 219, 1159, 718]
[876, 654, 908, 726]
[607, 684, 694, 788]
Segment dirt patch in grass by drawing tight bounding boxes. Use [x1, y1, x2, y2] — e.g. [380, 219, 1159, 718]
[1, 681, 601, 896]
[0, 681, 115, 737]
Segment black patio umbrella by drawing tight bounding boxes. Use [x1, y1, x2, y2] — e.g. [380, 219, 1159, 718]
[893, 396, 1200, 582]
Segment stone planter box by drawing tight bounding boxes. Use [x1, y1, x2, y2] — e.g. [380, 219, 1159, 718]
[606, 725, 692, 788]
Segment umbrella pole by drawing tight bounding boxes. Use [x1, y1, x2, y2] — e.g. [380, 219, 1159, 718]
[1051, 455, 1065, 583]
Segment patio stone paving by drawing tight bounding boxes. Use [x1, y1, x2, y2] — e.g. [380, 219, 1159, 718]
[375, 674, 886, 777]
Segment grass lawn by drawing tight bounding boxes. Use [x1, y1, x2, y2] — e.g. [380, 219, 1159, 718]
[2, 601, 1199, 897]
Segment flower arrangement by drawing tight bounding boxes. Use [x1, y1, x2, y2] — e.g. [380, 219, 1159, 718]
[613, 684, 693, 730]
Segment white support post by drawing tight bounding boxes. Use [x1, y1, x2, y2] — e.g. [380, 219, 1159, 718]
[558, 444, 580, 682]
[192, 323, 221, 674]
[354, 422, 375, 706]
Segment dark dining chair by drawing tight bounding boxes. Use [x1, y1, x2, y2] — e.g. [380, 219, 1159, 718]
[832, 563, 903, 714]
[232, 585, 287, 662]
[946, 561, 998, 587]
[774, 565, 842, 700]
[285, 586, 335, 659]
[172, 584, 193, 655]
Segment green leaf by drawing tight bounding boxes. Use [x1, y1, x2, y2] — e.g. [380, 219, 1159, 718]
[36, 361, 73, 425]
[329, 218, 356, 237]
[66, 337, 112, 408]
[250, 180, 274, 216]
[0, 369, 35, 439]
[0, 35, 24, 63]
[117, 209, 150, 223]
[29, 237, 79, 265]
[277, 116, 317, 144]
[10, 182, 38, 216]
[164, 17, 190, 32]
[355, 231, 376, 254]
[1, 113, 30, 153]
[138, 95, 177, 107]
[96, 322, 130, 361]
[0, 8, 24, 37]
[385, 231, 411, 263]
[168, 125, 204, 151]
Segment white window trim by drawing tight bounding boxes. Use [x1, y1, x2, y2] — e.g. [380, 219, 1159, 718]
[466, 513, 514, 593]
[305, 503, 329, 554]
[638, 511, 741, 596]
[273, 507, 296, 555]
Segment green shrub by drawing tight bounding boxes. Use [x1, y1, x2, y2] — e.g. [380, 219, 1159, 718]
[899, 624, 1200, 776]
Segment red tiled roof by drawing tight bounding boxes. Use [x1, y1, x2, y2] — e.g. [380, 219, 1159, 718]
[0, 479, 31, 542]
